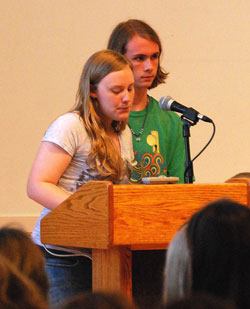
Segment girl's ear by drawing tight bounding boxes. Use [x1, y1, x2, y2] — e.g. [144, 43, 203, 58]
[90, 92, 97, 98]
[90, 84, 97, 98]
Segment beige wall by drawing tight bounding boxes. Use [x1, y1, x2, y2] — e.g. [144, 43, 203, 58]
[1, 1, 249, 224]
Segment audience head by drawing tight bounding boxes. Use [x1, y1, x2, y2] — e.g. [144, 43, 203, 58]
[0, 254, 48, 308]
[0, 226, 49, 299]
[164, 199, 250, 308]
[61, 291, 137, 309]
[227, 172, 250, 180]
[225, 172, 250, 192]
[163, 223, 191, 303]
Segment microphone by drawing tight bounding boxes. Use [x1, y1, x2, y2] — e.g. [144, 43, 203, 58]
[159, 96, 212, 123]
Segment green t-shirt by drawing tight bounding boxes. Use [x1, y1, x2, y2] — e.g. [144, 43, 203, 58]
[128, 96, 186, 183]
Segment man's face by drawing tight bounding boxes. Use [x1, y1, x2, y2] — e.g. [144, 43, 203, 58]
[125, 34, 160, 89]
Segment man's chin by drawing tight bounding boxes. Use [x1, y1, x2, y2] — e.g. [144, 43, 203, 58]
[135, 82, 153, 89]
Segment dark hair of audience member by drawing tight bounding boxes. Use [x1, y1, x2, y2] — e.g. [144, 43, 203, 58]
[164, 199, 250, 309]
[0, 254, 48, 309]
[61, 291, 137, 309]
[0, 226, 49, 299]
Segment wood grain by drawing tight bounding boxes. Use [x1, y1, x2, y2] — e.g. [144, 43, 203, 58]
[41, 182, 248, 249]
[41, 181, 113, 248]
[92, 246, 132, 298]
[112, 183, 248, 246]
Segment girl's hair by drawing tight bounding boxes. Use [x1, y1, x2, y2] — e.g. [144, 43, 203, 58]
[72, 49, 133, 182]
[107, 19, 168, 89]
[0, 226, 49, 299]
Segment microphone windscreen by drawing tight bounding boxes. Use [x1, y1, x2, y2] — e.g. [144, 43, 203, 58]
[159, 96, 173, 111]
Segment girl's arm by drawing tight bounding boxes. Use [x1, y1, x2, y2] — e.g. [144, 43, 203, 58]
[27, 141, 72, 210]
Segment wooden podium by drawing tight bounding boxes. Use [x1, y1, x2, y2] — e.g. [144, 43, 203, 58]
[41, 181, 249, 299]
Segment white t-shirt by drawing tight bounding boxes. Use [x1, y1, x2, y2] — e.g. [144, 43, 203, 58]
[32, 112, 134, 253]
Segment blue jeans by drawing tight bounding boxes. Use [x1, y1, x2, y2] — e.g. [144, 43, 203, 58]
[45, 255, 92, 308]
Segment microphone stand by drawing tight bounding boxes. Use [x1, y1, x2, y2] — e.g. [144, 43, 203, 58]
[181, 117, 195, 184]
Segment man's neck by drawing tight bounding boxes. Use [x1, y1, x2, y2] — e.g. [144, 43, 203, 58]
[131, 88, 148, 111]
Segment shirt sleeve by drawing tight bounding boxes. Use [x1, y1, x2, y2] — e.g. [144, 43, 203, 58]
[42, 113, 84, 156]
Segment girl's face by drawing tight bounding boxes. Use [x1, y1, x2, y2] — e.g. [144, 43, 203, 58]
[93, 65, 134, 125]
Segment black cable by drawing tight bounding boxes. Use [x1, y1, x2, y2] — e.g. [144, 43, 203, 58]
[184, 120, 216, 178]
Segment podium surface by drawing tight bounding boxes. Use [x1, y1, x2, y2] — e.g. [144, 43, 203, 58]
[41, 181, 249, 297]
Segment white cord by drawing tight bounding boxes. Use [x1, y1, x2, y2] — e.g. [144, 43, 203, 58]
[42, 244, 92, 261]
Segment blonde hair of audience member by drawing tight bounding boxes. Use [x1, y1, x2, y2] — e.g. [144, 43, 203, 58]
[61, 291, 137, 309]
[0, 255, 48, 309]
[163, 224, 192, 304]
[164, 199, 250, 309]
[0, 226, 49, 299]
[72, 50, 134, 182]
